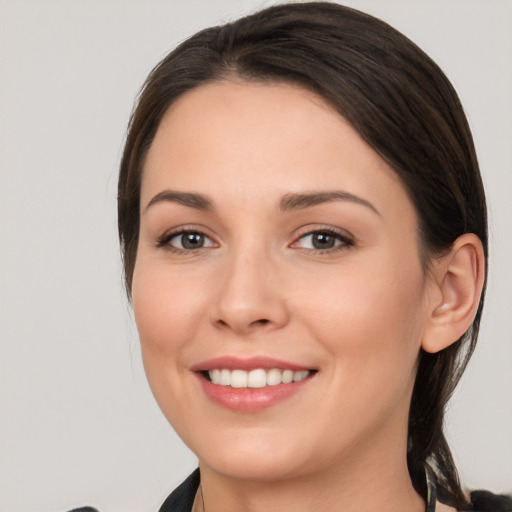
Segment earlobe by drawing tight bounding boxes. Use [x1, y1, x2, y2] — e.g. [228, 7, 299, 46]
[421, 233, 485, 354]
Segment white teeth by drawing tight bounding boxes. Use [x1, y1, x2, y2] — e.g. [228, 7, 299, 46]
[282, 369, 294, 384]
[220, 369, 231, 386]
[210, 369, 221, 383]
[248, 369, 267, 388]
[207, 368, 312, 388]
[266, 368, 282, 386]
[230, 369, 247, 388]
[293, 370, 309, 382]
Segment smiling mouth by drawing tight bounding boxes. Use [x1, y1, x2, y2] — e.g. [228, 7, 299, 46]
[202, 368, 315, 388]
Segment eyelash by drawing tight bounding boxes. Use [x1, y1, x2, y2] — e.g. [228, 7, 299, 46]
[156, 227, 354, 254]
[291, 227, 354, 253]
[156, 228, 216, 253]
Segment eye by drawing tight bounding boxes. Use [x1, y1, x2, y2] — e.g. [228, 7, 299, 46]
[157, 230, 217, 251]
[292, 230, 353, 252]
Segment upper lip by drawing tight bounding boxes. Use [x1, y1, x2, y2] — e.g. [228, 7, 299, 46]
[190, 356, 314, 372]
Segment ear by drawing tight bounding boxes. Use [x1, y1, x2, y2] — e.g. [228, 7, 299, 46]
[421, 233, 486, 354]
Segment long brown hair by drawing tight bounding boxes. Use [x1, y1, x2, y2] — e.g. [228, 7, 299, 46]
[118, 3, 488, 508]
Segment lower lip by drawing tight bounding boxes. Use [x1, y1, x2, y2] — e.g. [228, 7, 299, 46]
[197, 374, 314, 412]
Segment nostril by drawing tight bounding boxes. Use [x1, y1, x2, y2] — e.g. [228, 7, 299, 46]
[214, 317, 271, 333]
[252, 318, 270, 326]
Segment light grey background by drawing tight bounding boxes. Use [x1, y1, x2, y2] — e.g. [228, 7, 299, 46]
[0, 1, 510, 511]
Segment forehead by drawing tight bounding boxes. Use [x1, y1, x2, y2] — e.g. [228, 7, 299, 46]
[142, 80, 413, 221]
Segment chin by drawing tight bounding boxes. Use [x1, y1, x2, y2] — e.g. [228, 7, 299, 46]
[200, 451, 306, 482]
[186, 428, 315, 482]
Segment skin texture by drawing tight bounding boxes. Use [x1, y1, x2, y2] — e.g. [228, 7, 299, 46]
[132, 81, 477, 512]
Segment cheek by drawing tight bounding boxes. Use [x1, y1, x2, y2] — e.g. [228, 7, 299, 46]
[290, 260, 426, 447]
[131, 260, 216, 434]
[131, 261, 208, 378]
[296, 254, 426, 384]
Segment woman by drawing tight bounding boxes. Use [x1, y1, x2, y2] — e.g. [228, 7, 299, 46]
[117, 2, 510, 511]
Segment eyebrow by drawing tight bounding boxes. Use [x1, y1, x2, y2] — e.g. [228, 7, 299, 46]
[144, 190, 214, 212]
[280, 191, 380, 215]
[144, 189, 380, 215]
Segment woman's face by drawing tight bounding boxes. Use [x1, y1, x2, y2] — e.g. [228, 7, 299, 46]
[133, 81, 434, 481]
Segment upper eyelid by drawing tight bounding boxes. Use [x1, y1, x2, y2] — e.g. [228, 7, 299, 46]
[293, 225, 354, 241]
[156, 226, 217, 247]
[159, 224, 214, 238]
[154, 224, 354, 248]
[290, 226, 355, 250]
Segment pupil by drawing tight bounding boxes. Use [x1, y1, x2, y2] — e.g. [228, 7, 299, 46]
[313, 233, 335, 249]
[182, 233, 204, 249]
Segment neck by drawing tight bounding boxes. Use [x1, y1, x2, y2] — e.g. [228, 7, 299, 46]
[195, 439, 425, 512]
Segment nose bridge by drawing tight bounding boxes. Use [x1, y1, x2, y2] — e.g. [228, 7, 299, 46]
[212, 237, 288, 334]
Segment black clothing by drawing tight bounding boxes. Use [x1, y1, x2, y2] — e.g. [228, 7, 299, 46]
[157, 469, 512, 512]
[158, 469, 201, 512]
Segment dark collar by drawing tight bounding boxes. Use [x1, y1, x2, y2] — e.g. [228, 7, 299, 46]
[158, 468, 200, 512]
[159, 466, 438, 512]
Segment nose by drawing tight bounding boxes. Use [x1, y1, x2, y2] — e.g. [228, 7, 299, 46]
[211, 247, 289, 336]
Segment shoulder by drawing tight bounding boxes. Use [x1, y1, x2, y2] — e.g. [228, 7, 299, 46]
[439, 490, 512, 512]
[67, 508, 100, 512]
[158, 468, 201, 512]
[467, 490, 512, 512]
